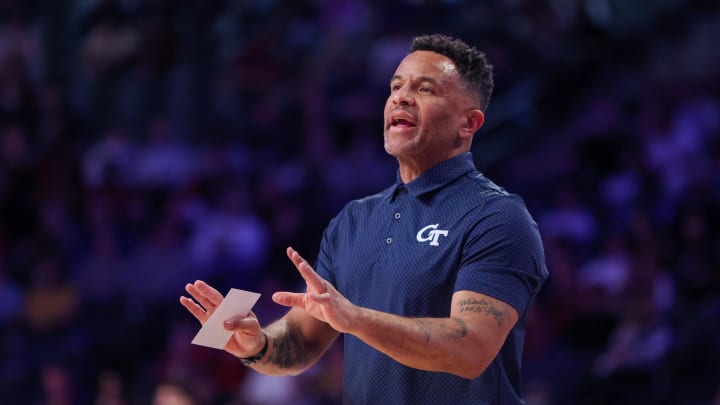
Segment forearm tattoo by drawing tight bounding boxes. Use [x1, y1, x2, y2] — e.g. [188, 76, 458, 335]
[415, 319, 433, 343]
[415, 317, 468, 343]
[457, 298, 505, 326]
[268, 321, 309, 368]
[451, 317, 468, 338]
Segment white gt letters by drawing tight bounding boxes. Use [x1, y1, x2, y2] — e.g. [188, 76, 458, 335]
[416, 223, 449, 246]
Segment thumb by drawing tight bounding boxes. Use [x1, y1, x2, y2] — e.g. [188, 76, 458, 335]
[272, 292, 306, 307]
[223, 315, 259, 331]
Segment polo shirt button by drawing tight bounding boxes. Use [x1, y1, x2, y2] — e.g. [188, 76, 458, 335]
[386, 238, 392, 244]
[394, 213, 401, 219]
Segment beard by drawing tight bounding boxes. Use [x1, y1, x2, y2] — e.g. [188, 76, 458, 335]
[384, 128, 422, 159]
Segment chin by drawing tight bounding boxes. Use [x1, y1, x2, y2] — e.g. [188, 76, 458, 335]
[384, 143, 415, 160]
[384, 134, 413, 155]
[383, 139, 403, 157]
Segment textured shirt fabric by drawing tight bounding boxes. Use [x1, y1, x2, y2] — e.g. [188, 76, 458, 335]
[314, 152, 548, 405]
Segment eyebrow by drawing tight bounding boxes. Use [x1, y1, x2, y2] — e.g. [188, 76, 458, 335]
[390, 75, 440, 86]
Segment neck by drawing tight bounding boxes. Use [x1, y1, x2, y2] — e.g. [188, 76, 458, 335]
[396, 150, 465, 183]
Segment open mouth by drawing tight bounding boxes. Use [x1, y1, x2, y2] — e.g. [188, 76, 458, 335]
[390, 118, 417, 128]
[392, 118, 416, 127]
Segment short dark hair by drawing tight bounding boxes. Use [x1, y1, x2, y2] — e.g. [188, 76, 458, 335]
[410, 34, 494, 111]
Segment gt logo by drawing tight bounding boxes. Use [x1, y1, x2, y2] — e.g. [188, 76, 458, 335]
[416, 224, 449, 246]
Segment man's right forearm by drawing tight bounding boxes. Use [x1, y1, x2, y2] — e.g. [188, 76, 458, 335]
[252, 319, 312, 375]
[246, 316, 338, 376]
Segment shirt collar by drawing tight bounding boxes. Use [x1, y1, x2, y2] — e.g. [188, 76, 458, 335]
[383, 152, 478, 200]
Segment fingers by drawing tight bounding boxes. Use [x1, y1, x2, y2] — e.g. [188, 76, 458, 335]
[180, 280, 225, 324]
[179, 295, 208, 324]
[272, 291, 308, 307]
[273, 291, 330, 307]
[185, 280, 223, 311]
[286, 247, 326, 293]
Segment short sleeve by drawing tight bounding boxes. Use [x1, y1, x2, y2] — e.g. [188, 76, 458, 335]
[314, 219, 338, 287]
[455, 195, 548, 315]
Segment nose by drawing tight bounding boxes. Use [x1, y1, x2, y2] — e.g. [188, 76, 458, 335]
[392, 84, 415, 106]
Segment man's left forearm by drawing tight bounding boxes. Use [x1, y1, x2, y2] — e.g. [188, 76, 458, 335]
[347, 307, 491, 379]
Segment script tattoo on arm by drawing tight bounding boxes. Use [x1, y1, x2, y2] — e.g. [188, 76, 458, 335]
[268, 321, 309, 369]
[414, 317, 468, 343]
[457, 298, 505, 326]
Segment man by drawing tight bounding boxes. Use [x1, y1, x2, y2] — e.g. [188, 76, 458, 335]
[180, 34, 548, 404]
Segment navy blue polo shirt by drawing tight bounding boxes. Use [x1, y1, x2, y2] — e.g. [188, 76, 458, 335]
[315, 152, 548, 405]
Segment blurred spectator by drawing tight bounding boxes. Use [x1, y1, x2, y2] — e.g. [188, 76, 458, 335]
[593, 272, 673, 379]
[0, 259, 23, 326]
[83, 126, 136, 188]
[187, 180, 270, 286]
[38, 363, 75, 405]
[539, 187, 597, 246]
[124, 215, 193, 321]
[238, 372, 302, 405]
[94, 369, 127, 405]
[73, 230, 126, 309]
[133, 115, 196, 187]
[151, 381, 196, 405]
[79, 0, 138, 78]
[24, 254, 78, 333]
[576, 234, 630, 298]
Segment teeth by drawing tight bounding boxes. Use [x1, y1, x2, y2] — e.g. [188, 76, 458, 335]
[391, 117, 414, 126]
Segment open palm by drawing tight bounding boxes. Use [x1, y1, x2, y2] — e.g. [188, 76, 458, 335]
[179, 280, 265, 358]
[272, 247, 358, 334]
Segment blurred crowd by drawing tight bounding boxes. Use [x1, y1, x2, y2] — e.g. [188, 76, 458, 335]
[0, 0, 718, 404]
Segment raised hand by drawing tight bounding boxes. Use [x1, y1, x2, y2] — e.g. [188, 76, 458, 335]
[180, 280, 266, 358]
[272, 247, 361, 334]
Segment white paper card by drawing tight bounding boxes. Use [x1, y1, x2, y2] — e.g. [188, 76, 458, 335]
[191, 288, 261, 349]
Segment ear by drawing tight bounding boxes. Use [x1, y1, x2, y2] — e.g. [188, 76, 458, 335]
[459, 109, 485, 139]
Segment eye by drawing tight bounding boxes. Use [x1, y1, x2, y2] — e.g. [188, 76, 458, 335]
[418, 86, 433, 94]
[391, 83, 402, 91]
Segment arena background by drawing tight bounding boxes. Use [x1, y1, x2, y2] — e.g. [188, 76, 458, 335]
[0, 0, 718, 403]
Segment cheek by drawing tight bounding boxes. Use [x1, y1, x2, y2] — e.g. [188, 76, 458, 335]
[421, 109, 454, 133]
[383, 97, 394, 117]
